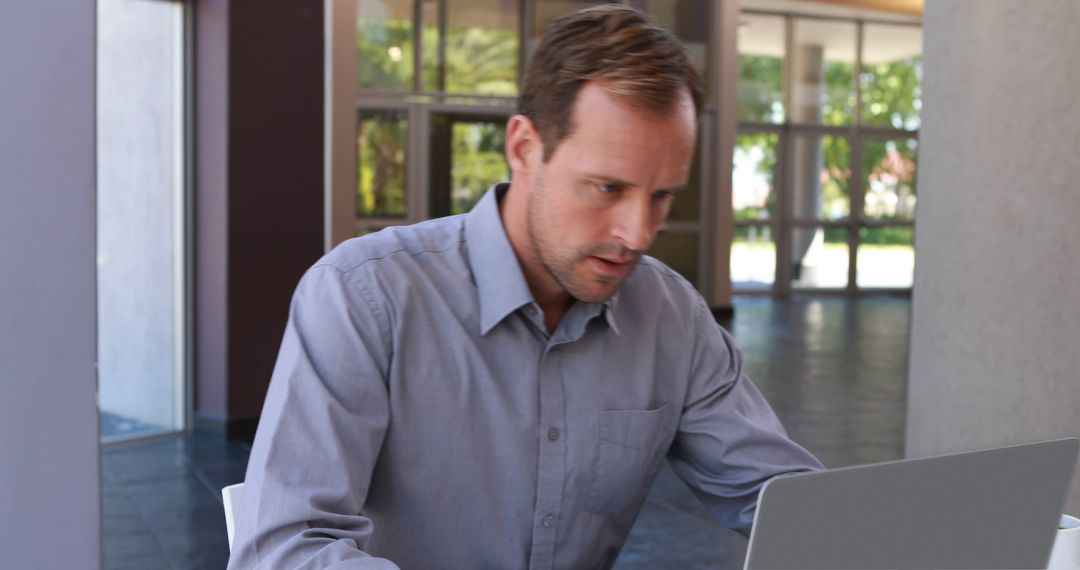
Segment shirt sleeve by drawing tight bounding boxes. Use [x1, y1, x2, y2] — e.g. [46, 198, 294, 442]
[667, 300, 824, 537]
[227, 264, 401, 570]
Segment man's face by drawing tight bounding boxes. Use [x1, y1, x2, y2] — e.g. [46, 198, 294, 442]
[523, 82, 697, 304]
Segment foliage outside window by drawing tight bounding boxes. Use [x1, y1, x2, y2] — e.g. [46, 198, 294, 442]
[450, 122, 508, 214]
[357, 112, 408, 218]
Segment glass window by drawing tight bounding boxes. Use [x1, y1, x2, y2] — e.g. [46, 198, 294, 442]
[630, 0, 709, 79]
[791, 134, 851, 221]
[861, 23, 922, 130]
[731, 225, 775, 290]
[532, 0, 617, 41]
[792, 18, 856, 126]
[737, 13, 785, 123]
[791, 226, 849, 289]
[443, 0, 519, 95]
[649, 231, 699, 286]
[857, 226, 914, 288]
[733, 132, 779, 221]
[358, 0, 416, 91]
[429, 115, 509, 217]
[862, 138, 917, 221]
[357, 110, 409, 218]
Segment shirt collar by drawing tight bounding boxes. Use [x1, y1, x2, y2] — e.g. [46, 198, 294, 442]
[466, 183, 536, 335]
[465, 182, 622, 336]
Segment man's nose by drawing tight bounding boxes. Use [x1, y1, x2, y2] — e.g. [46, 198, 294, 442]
[613, 196, 655, 253]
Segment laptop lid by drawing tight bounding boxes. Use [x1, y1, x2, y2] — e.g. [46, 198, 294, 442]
[744, 438, 1079, 570]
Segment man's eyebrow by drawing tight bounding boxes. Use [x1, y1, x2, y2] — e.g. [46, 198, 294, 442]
[585, 174, 688, 193]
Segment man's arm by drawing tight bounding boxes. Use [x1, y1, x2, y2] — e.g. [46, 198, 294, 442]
[667, 300, 824, 536]
[227, 264, 400, 569]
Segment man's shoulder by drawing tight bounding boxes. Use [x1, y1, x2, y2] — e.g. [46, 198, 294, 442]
[620, 255, 710, 322]
[630, 255, 701, 299]
[315, 214, 468, 276]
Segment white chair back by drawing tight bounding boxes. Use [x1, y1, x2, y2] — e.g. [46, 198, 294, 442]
[222, 482, 245, 551]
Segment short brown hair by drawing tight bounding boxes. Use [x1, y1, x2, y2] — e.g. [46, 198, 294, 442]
[518, 4, 705, 161]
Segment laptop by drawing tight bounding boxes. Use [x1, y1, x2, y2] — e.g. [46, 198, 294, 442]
[744, 438, 1079, 570]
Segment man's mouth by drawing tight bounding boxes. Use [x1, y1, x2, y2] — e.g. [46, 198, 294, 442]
[588, 255, 635, 276]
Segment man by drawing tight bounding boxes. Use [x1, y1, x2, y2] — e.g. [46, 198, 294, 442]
[229, 5, 821, 569]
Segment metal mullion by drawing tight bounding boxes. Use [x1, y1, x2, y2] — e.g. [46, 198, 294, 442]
[357, 98, 412, 112]
[424, 102, 515, 116]
[182, 0, 195, 434]
[742, 8, 921, 27]
[406, 103, 431, 222]
[697, 107, 715, 300]
[774, 14, 794, 297]
[791, 288, 857, 296]
[662, 221, 702, 234]
[788, 219, 850, 228]
[848, 19, 866, 295]
[733, 220, 773, 228]
[860, 125, 920, 138]
[859, 219, 915, 228]
[737, 122, 786, 135]
[413, 0, 423, 93]
[438, 0, 448, 92]
[786, 123, 853, 137]
[775, 124, 792, 297]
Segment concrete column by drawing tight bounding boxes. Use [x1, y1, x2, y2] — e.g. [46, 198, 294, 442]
[790, 44, 825, 282]
[908, 0, 1080, 514]
[0, 2, 100, 567]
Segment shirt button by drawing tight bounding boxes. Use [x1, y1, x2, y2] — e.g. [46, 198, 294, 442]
[542, 514, 556, 527]
[547, 428, 559, 441]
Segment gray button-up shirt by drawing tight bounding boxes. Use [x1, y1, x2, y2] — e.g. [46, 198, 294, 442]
[228, 184, 822, 570]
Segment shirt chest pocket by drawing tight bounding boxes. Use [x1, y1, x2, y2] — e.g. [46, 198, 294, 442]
[584, 405, 674, 519]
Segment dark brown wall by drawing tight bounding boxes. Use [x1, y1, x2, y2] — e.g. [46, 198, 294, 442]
[195, 0, 325, 435]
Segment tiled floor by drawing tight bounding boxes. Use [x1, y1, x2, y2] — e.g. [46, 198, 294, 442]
[102, 296, 910, 569]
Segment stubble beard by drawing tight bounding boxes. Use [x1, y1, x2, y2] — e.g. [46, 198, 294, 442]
[525, 175, 640, 304]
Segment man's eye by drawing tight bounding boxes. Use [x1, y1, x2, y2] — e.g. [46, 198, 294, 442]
[654, 190, 675, 200]
[597, 183, 619, 194]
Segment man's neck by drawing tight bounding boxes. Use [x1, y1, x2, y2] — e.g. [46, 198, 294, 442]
[498, 182, 571, 335]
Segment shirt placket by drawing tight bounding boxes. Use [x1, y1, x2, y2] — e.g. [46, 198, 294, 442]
[527, 338, 568, 570]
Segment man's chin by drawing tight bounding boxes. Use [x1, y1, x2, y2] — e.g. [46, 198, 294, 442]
[568, 280, 623, 305]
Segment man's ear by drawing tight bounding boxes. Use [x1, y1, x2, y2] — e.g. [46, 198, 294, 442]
[505, 115, 543, 175]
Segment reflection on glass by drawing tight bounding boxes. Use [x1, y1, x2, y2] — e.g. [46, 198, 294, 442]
[649, 231, 699, 287]
[450, 121, 508, 213]
[861, 24, 922, 130]
[792, 227, 848, 289]
[857, 226, 914, 288]
[793, 18, 856, 126]
[791, 134, 850, 221]
[358, 0, 416, 90]
[733, 132, 779, 221]
[629, 0, 709, 79]
[737, 13, 785, 123]
[443, 0, 519, 95]
[731, 225, 775, 290]
[863, 138, 917, 221]
[358, 110, 409, 218]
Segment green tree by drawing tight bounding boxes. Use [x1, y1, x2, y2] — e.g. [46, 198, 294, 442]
[738, 55, 784, 123]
